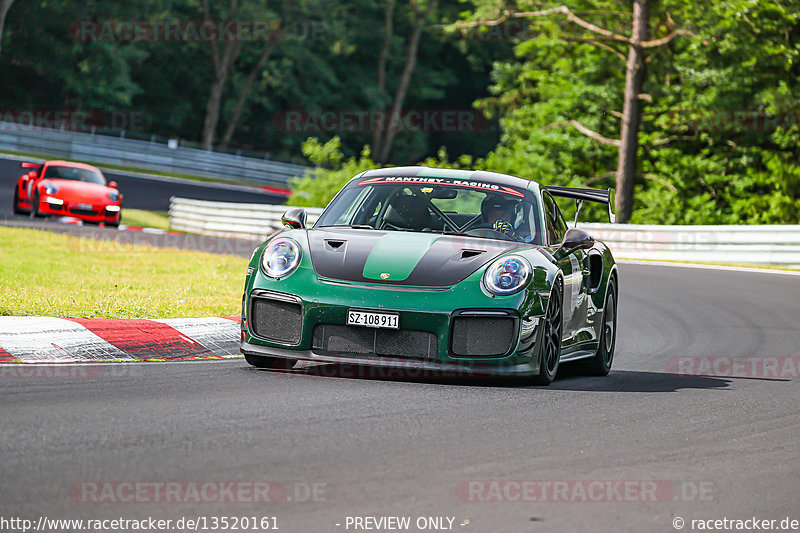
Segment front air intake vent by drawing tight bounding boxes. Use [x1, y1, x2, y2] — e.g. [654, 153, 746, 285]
[451, 314, 517, 357]
[250, 294, 302, 345]
[312, 324, 438, 361]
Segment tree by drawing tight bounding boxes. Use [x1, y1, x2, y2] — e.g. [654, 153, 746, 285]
[218, 26, 281, 148]
[0, 0, 149, 114]
[0, 0, 14, 56]
[372, 0, 438, 163]
[454, 2, 694, 222]
[200, 0, 244, 150]
[459, 0, 798, 224]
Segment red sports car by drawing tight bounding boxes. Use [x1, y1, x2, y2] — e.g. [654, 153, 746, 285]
[12, 160, 123, 227]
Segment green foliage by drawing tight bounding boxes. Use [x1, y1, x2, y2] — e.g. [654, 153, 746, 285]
[1, 0, 797, 224]
[0, 0, 503, 164]
[288, 137, 377, 207]
[287, 139, 483, 208]
[630, 0, 800, 224]
[459, 0, 800, 224]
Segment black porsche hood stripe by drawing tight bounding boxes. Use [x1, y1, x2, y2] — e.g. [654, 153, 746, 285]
[308, 229, 525, 287]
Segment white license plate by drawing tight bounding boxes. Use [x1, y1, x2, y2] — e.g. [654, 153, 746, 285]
[77, 203, 92, 210]
[347, 310, 399, 329]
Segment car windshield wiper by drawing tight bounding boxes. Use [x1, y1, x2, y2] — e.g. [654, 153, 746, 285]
[319, 224, 375, 230]
[441, 231, 481, 239]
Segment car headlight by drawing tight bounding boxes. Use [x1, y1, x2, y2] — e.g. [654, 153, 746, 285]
[109, 190, 120, 202]
[261, 238, 302, 278]
[482, 255, 532, 295]
[45, 184, 57, 195]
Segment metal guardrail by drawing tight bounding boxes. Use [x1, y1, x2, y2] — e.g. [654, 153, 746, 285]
[169, 197, 323, 240]
[579, 223, 800, 266]
[0, 122, 309, 188]
[169, 197, 800, 266]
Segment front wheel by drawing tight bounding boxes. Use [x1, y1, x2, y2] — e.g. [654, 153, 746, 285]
[244, 353, 297, 370]
[12, 188, 26, 215]
[107, 207, 122, 228]
[29, 191, 44, 218]
[529, 279, 563, 386]
[578, 278, 617, 376]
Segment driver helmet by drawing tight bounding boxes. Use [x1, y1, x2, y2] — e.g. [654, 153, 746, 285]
[481, 195, 518, 225]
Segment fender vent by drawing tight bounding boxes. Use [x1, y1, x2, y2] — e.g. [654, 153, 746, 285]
[325, 239, 346, 251]
[460, 249, 485, 260]
[588, 253, 603, 292]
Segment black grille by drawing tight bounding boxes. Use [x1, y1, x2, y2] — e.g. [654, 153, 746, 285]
[312, 324, 437, 361]
[250, 297, 302, 344]
[70, 207, 97, 216]
[451, 316, 516, 357]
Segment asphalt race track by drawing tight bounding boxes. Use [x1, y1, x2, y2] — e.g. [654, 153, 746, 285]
[1, 263, 798, 532]
[0, 155, 287, 217]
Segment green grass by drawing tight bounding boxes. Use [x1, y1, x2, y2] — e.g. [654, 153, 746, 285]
[120, 209, 170, 230]
[0, 227, 247, 318]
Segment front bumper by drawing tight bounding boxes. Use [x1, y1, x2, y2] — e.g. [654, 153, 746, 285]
[241, 340, 544, 376]
[36, 197, 121, 222]
[241, 271, 547, 376]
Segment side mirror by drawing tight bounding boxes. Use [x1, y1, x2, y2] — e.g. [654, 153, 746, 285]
[281, 208, 307, 229]
[27, 171, 37, 180]
[109, 181, 118, 189]
[555, 228, 594, 259]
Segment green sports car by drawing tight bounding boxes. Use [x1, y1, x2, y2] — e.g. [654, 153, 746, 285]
[240, 167, 618, 385]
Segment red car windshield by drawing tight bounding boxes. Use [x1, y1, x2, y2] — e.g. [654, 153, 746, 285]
[43, 166, 106, 185]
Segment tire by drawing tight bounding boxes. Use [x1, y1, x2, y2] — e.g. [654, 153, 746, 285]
[579, 278, 617, 376]
[530, 278, 563, 386]
[107, 208, 122, 228]
[244, 353, 297, 370]
[29, 191, 44, 218]
[12, 188, 25, 215]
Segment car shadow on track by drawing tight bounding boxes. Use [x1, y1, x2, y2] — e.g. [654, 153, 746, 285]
[247, 362, 733, 392]
[550, 366, 732, 393]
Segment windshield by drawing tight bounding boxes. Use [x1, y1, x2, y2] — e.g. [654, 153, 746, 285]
[43, 165, 106, 185]
[315, 177, 543, 244]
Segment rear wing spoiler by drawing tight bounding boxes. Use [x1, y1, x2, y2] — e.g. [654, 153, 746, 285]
[543, 186, 616, 224]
